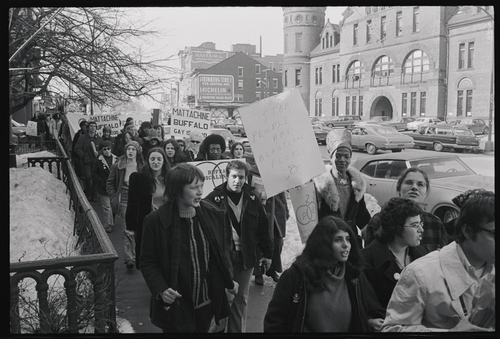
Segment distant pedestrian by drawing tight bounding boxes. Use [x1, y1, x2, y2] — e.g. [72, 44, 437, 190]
[138, 121, 152, 140]
[106, 140, 145, 270]
[230, 142, 245, 159]
[163, 138, 186, 165]
[140, 163, 238, 333]
[92, 141, 117, 233]
[141, 129, 162, 160]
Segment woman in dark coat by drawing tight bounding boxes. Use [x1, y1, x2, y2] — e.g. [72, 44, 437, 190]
[126, 147, 170, 269]
[140, 163, 238, 333]
[361, 197, 429, 310]
[264, 216, 385, 333]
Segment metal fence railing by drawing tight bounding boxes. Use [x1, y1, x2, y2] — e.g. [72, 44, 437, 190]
[10, 139, 119, 334]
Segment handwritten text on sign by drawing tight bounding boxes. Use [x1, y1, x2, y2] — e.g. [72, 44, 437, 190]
[239, 88, 325, 197]
[171, 107, 212, 139]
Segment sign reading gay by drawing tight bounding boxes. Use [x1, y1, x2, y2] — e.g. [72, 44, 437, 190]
[171, 107, 212, 139]
[239, 88, 325, 197]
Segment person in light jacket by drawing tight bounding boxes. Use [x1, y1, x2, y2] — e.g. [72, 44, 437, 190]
[264, 216, 385, 332]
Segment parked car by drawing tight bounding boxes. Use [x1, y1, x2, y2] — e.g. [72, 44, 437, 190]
[351, 151, 494, 222]
[406, 117, 444, 131]
[225, 120, 246, 136]
[403, 124, 480, 152]
[447, 118, 489, 135]
[311, 115, 362, 128]
[12, 120, 28, 139]
[347, 124, 415, 155]
[312, 125, 329, 145]
[378, 116, 416, 131]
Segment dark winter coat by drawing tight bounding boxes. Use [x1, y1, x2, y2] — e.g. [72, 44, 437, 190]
[140, 200, 235, 332]
[263, 260, 385, 332]
[74, 133, 103, 165]
[204, 182, 274, 270]
[361, 239, 429, 309]
[106, 155, 144, 215]
[91, 154, 117, 196]
[125, 172, 157, 269]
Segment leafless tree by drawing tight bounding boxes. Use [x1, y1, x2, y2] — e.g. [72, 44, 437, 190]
[9, 7, 178, 115]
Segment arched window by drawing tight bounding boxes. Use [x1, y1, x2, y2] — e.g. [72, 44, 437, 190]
[457, 78, 473, 117]
[403, 50, 429, 74]
[325, 32, 330, 48]
[346, 60, 363, 81]
[372, 55, 394, 77]
[331, 89, 339, 116]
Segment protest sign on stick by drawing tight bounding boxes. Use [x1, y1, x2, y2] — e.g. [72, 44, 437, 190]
[171, 107, 211, 139]
[239, 88, 325, 197]
[289, 182, 319, 244]
[192, 158, 246, 198]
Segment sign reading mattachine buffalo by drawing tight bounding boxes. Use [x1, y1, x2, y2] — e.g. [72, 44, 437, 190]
[171, 107, 212, 139]
[239, 88, 325, 197]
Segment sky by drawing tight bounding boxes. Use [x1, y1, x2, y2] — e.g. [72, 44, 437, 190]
[126, 6, 347, 108]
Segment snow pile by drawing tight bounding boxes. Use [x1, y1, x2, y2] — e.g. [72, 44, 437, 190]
[10, 167, 77, 262]
[16, 150, 59, 169]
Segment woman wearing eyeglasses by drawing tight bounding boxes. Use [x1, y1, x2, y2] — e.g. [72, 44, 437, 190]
[361, 197, 429, 311]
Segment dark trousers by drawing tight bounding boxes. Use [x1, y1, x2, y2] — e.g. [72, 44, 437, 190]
[82, 162, 97, 198]
[161, 304, 212, 333]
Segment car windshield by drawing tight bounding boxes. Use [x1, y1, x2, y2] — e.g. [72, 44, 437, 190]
[370, 126, 401, 135]
[454, 129, 474, 136]
[409, 157, 475, 179]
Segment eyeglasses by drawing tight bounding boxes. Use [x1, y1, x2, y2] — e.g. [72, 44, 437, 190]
[480, 228, 495, 236]
[191, 140, 200, 144]
[102, 147, 111, 151]
[404, 221, 424, 230]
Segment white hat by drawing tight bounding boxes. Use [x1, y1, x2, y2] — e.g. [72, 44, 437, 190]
[326, 128, 352, 157]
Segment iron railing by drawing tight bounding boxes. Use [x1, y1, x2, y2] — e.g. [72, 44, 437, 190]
[10, 139, 119, 334]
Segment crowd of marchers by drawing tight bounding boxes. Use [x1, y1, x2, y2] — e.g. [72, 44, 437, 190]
[55, 115, 495, 334]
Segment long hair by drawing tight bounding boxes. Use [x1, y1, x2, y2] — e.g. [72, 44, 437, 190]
[162, 138, 185, 165]
[140, 147, 171, 194]
[230, 142, 245, 158]
[295, 216, 364, 292]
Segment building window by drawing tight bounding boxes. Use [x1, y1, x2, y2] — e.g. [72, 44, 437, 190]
[346, 97, 350, 115]
[238, 67, 243, 77]
[325, 32, 329, 48]
[466, 90, 473, 116]
[402, 93, 408, 115]
[235, 93, 243, 102]
[273, 79, 278, 88]
[413, 7, 419, 32]
[256, 64, 261, 75]
[410, 92, 417, 116]
[404, 50, 429, 74]
[457, 90, 464, 116]
[295, 68, 301, 86]
[366, 20, 372, 43]
[372, 55, 394, 77]
[256, 92, 261, 101]
[346, 61, 363, 88]
[420, 92, 426, 115]
[396, 11, 402, 36]
[458, 43, 465, 69]
[468, 42, 474, 68]
[270, 62, 274, 71]
[284, 34, 288, 53]
[322, 37, 325, 49]
[315, 67, 323, 85]
[332, 94, 339, 116]
[284, 70, 288, 87]
[380, 16, 387, 40]
[336, 64, 340, 83]
[315, 99, 322, 115]
[295, 33, 302, 52]
[332, 65, 336, 83]
[238, 80, 243, 90]
[352, 96, 357, 115]
[256, 79, 261, 88]
[278, 62, 283, 72]
[359, 96, 363, 116]
[353, 23, 358, 45]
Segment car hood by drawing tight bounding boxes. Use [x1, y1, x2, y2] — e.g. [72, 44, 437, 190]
[431, 174, 494, 193]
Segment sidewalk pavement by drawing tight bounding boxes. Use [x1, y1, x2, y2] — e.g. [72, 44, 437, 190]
[478, 132, 494, 155]
[90, 199, 275, 333]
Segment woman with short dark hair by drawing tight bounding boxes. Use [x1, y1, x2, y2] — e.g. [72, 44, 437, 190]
[140, 163, 238, 333]
[264, 216, 385, 332]
[361, 197, 429, 309]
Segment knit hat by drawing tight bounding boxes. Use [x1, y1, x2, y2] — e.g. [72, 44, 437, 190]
[125, 140, 142, 155]
[326, 128, 352, 157]
[100, 140, 112, 149]
[202, 134, 226, 153]
[144, 129, 161, 141]
[451, 188, 495, 208]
